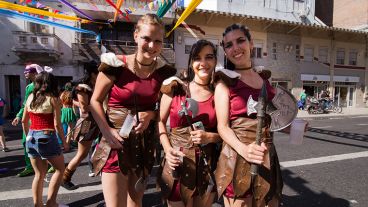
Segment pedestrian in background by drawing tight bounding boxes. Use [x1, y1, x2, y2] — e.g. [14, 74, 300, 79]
[61, 61, 100, 190]
[59, 82, 77, 150]
[22, 69, 69, 207]
[0, 96, 9, 152]
[11, 64, 39, 177]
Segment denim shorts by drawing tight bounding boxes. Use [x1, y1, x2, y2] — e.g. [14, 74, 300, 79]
[26, 130, 62, 160]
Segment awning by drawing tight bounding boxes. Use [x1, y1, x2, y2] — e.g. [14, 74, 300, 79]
[301, 74, 360, 82]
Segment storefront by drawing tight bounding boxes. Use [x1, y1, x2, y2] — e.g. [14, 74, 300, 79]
[301, 74, 359, 107]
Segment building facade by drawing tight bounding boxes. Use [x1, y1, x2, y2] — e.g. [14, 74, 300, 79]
[173, 7, 368, 108]
[0, 0, 86, 117]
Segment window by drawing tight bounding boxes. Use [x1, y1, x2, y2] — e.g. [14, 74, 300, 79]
[319, 47, 328, 63]
[253, 43, 263, 59]
[336, 48, 345, 64]
[29, 23, 49, 33]
[31, 37, 37, 43]
[185, 45, 192, 54]
[349, 49, 358, 65]
[19, 36, 27, 44]
[295, 44, 300, 61]
[41, 38, 48, 44]
[271, 42, 277, 60]
[304, 46, 314, 62]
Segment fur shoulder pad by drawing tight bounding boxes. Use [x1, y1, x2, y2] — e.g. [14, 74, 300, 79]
[254, 66, 272, 80]
[98, 52, 126, 73]
[212, 67, 241, 87]
[160, 76, 185, 95]
[156, 64, 177, 80]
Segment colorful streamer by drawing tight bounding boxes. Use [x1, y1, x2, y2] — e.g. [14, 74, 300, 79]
[113, 0, 124, 22]
[105, 0, 130, 21]
[166, 0, 202, 37]
[157, 0, 175, 18]
[0, 0, 90, 23]
[58, 0, 94, 21]
[0, 9, 96, 35]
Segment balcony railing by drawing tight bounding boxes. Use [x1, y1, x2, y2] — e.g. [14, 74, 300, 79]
[12, 31, 61, 62]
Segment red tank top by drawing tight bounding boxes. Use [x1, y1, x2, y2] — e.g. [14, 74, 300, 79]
[108, 66, 175, 110]
[229, 79, 275, 120]
[29, 112, 54, 130]
[170, 93, 217, 131]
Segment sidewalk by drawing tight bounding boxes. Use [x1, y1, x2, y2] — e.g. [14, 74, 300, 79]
[297, 107, 368, 119]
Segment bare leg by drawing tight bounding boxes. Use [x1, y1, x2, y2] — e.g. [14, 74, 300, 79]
[65, 123, 73, 146]
[66, 140, 93, 171]
[0, 126, 6, 149]
[193, 192, 216, 207]
[127, 171, 144, 207]
[30, 158, 48, 207]
[45, 155, 65, 207]
[102, 172, 128, 207]
[167, 201, 186, 207]
[223, 196, 253, 207]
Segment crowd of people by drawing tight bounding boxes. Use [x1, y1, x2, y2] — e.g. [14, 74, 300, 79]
[1, 14, 301, 207]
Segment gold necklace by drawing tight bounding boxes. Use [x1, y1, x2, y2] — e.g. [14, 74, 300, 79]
[133, 54, 157, 78]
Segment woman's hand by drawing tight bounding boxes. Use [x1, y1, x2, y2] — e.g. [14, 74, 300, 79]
[102, 127, 124, 150]
[190, 130, 209, 145]
[63, 142, 70, 152]
[238, 142, 267, 165]
[134, 110, 155, 134]
[165, 147, 185, 170]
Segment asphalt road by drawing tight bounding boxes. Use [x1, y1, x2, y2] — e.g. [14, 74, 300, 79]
[0, 115, 367, 207]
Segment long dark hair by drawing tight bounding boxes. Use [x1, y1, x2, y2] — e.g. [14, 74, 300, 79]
[30, 72, 58, 110]
[221, 24, 252, 70]
[79, 61, 98, 86]
[186, 39, 217, 82]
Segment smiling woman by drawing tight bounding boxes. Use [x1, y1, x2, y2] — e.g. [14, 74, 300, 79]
[90, 14, 176, 207]
[157, 40, 222, 207]
[214, 24, 282, 207]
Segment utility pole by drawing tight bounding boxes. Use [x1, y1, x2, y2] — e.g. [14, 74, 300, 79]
[364, 34, 368, 106]
[329, 31, 335, 98]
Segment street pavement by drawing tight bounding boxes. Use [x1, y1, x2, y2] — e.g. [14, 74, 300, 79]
[0, 108, 367, 207]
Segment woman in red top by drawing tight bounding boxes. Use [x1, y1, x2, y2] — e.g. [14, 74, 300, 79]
[22, 71, 69, 207]
[90, 14, 176, 207]
[158, 40, 221, 207]
[214, 24, 282, 207]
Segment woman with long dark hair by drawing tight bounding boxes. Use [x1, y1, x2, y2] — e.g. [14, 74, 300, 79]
[61, 61, 100, 190]
[22, 70, 69, 207]
[157, 39, 221, 207]
[214, 24, 282, 207]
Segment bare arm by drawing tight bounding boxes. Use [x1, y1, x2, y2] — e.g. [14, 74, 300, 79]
[158, 93, 185, 170]
[52, 97, 69, 151]
[21, 103, 30, 136]
[77, 92, 89, 116]
[214, 81, 266, 165]
[90, 71, 123, 149]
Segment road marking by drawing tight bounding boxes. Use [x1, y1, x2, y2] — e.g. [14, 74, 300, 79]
[329, 117, 343, 120]
[311, 126, 332, 129]
[356, 123, 368, 126]
[353, 116, 368, 118]
[280, 151, 368, 168]
[2, 151, 368, 201]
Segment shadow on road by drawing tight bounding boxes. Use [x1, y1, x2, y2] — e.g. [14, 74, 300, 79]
[68, 192, 104, 207]
[0, 154, 27, 178]
[282, 169, 350, 207]
[308, 128, 368, 142]
[305, 135, 368, 149]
